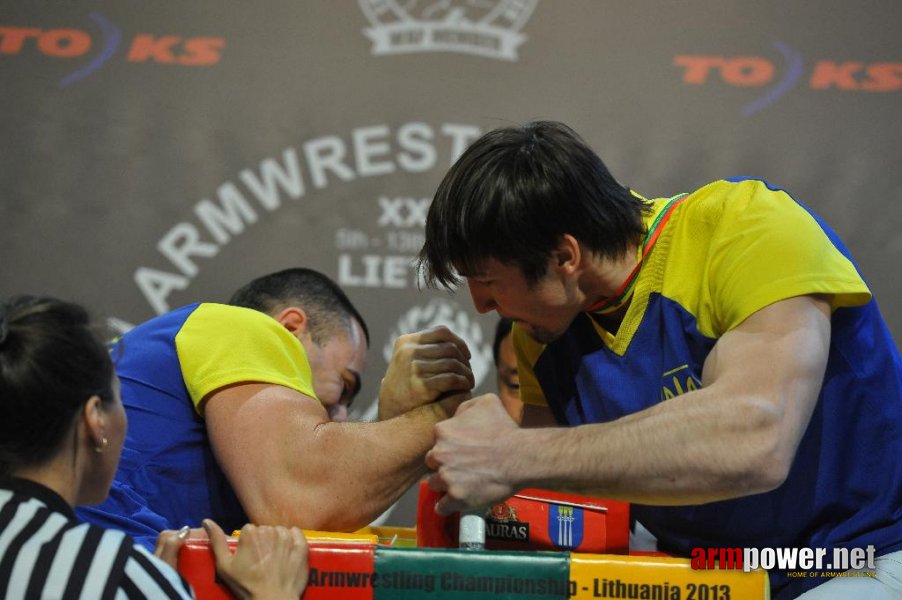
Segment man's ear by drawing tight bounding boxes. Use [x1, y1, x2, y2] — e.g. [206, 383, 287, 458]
[553, 234, 582, 274]
[274, 306, 309, 334]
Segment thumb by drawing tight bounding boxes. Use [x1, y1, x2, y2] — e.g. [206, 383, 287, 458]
[435, 493, 463, 517]
[204, 519, 231, 570]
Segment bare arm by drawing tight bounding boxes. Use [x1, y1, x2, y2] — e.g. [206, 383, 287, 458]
[427, 295, 831, 514]
[206, 382, 464, 531]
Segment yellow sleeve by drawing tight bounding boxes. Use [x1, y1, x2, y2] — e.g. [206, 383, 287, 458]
[511, 322, 549, 407]
[693, 180, 871, 335]
[175, 303, 317, 414]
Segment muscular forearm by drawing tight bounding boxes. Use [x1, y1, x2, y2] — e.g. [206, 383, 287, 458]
[513, 388, 788, 505]
[430, 296, 830, 513]
[252, 397, 462, 531]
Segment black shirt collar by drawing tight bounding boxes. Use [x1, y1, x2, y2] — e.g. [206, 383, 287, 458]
[1, 477, 77, 520]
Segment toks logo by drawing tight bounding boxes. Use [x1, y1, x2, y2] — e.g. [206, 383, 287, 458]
[1, 13, 225, 87]
[674, 41, 901, 115]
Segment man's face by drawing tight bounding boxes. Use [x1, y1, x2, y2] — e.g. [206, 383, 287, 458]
[465, 258, 580, 344]
[299, 319, 368, 422]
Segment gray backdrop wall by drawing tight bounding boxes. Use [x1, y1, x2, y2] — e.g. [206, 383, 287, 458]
[2, 0, 900, 525]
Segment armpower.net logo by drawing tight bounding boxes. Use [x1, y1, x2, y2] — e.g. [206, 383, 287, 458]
[692, 544, 878, 578]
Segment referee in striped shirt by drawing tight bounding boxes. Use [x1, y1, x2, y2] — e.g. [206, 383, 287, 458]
[0, 296, 309, 599]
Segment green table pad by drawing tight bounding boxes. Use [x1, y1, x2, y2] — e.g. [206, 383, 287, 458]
[373, 545, 571, 599]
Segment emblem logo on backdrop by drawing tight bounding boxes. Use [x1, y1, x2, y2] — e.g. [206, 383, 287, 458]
[358, 0, 538, 61]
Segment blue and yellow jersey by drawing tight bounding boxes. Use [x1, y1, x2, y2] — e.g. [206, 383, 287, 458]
[77, 303, 316, 550]
[515, 178, 902, 598]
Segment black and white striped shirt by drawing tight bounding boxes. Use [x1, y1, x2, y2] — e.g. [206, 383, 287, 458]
[0, 478, 194, 599]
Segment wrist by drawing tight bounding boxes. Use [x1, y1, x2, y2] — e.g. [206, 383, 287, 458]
[505, 426, 553, 492]
[435, 392, 468, 419]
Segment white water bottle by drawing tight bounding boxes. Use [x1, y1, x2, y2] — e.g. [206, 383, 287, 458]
[459, 510, 486, 550]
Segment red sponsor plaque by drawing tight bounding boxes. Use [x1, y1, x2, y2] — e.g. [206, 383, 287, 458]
[416, 480, 629, 554]
[178, 539, 376, 599]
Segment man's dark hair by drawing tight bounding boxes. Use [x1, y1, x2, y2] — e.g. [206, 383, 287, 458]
[229, 268, 370, 346]
[0, 296, 114, 477]
[418, 120, 651, 289]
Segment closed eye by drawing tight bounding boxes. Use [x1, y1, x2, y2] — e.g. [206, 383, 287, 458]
[342, 370, 362, 407]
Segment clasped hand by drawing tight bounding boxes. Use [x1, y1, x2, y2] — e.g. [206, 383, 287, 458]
[378, 325, 475, 420]
[426, 394, 521, 516]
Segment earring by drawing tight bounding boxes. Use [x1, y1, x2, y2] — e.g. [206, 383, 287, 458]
[94, 437, 108, 453]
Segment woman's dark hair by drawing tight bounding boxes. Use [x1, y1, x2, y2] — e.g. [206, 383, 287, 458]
[0, 296, 114, 478]
[229, 267, 370, 347]
[492, 317, 513, 366]
[418, 120, 651, 289]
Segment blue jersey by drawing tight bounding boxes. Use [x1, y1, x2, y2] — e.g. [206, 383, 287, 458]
[516, 178, 902, 598]
[77, 303, 315, 550]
